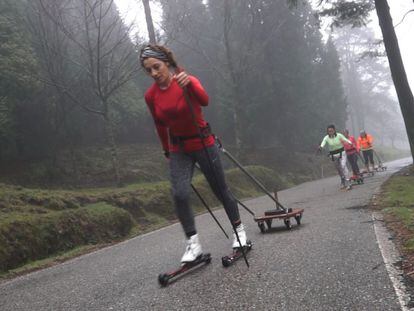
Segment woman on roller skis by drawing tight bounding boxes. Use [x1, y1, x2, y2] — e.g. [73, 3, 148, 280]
[343, 129, 362, 183]
[318, 125, 353, 190]
[140, 44, 249, 265]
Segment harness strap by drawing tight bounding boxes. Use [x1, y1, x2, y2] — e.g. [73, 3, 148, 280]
[170, 123, 212, 145]
[329, 147, 344, 161]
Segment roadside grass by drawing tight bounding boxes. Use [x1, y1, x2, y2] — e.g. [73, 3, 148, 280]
[378, 165, 414, 275]
[0, 165, 284, 277]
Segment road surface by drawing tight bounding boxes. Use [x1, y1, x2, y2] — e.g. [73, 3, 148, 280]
[0, 158, 412, 310]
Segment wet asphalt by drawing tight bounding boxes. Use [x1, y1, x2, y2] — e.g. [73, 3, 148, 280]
[0, 158, 412, 311]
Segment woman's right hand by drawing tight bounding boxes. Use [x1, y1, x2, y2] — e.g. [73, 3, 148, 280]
[174, 71, 191, 88]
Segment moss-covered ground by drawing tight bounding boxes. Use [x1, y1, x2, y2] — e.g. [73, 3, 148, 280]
[0, 165, 284, 277]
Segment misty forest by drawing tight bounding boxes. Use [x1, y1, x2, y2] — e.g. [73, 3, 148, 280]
[0, 0, 413, 273]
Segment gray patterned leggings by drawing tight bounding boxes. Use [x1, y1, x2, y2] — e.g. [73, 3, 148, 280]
[169, 144, 240, 236]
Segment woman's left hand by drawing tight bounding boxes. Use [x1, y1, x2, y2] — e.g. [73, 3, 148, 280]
[174, 71, 191, 88]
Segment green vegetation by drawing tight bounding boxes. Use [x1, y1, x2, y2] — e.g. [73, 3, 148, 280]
[0, 165, 285, 274]
[0, 201, 134, 272]
[380, 166, 414, 252]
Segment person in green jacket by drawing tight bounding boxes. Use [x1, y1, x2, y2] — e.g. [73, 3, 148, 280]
[319, 124, 352, 190]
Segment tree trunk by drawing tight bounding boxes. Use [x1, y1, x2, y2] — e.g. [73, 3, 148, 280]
[142, 0, 156, 44]
[103, 111, 122, 186]
[375, 0, 414, 160]
[223, 0, 244, 152]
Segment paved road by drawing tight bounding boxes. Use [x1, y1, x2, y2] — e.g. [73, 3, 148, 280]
[0, 158, 412, 311]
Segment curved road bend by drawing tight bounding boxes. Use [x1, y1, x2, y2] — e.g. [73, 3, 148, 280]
[0, 158, 412, 311]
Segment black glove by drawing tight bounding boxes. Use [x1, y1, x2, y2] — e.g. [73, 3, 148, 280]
[163, 151, 170, 159]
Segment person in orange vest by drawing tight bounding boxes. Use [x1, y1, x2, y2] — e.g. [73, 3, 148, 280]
[358, 130, 375, 172]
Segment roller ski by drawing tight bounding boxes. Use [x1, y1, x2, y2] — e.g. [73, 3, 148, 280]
[339, 178, 352, 191]
[350, 174, 364, 185]
[222, 241, 253, 267]
[222, 223, 252, 267]
[158, 234, 211, 287]
[158, 253, 212, 287]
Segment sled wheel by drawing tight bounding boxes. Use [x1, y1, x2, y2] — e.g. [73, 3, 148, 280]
[295, 215, 301, 225]
[158, 273, 169, 287]
[284, 219, 292, 230]
[222, 256, 231, 268]
[258, 222, 265, 233]
[265, 219, 272, 229]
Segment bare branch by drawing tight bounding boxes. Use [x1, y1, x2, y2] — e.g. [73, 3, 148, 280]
[394, 9, 414, 28]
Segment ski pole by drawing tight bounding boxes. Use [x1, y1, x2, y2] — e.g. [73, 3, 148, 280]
[175, 66, 249, 268]
[373, 150, 382, 165]
[357, 152, 365, 164]
[194, 163, 255, 217]
[216, 138, 288, 212]
[191, 184, 229, 239]
[234, 196, 255, 216]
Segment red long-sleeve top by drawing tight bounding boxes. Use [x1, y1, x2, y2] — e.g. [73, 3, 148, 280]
[343, 135, 359, 155]
[144, 75, 215, 153]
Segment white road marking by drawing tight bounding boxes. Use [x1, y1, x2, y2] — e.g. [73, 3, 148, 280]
[373, 212, 414, 311]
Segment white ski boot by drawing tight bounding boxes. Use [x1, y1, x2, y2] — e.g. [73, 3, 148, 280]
[181, 234, 203, 264]
[232, 223, 248, 249]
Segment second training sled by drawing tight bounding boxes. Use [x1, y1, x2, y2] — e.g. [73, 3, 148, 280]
[373, 150, 387, 172]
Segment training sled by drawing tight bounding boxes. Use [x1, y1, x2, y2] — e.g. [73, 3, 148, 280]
[374, 150, 387, 172]
[158, 253, 212, 287]
[254, 208, 304, 233]
[222, 241, 253, 267]
[360, 170, 374, 177]
[216, 137, 304, 234]
[374, 164, 387, 172]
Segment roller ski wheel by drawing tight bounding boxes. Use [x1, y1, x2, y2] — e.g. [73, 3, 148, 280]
[158, 253, 211, 287]
[221, 241, 252, 268]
